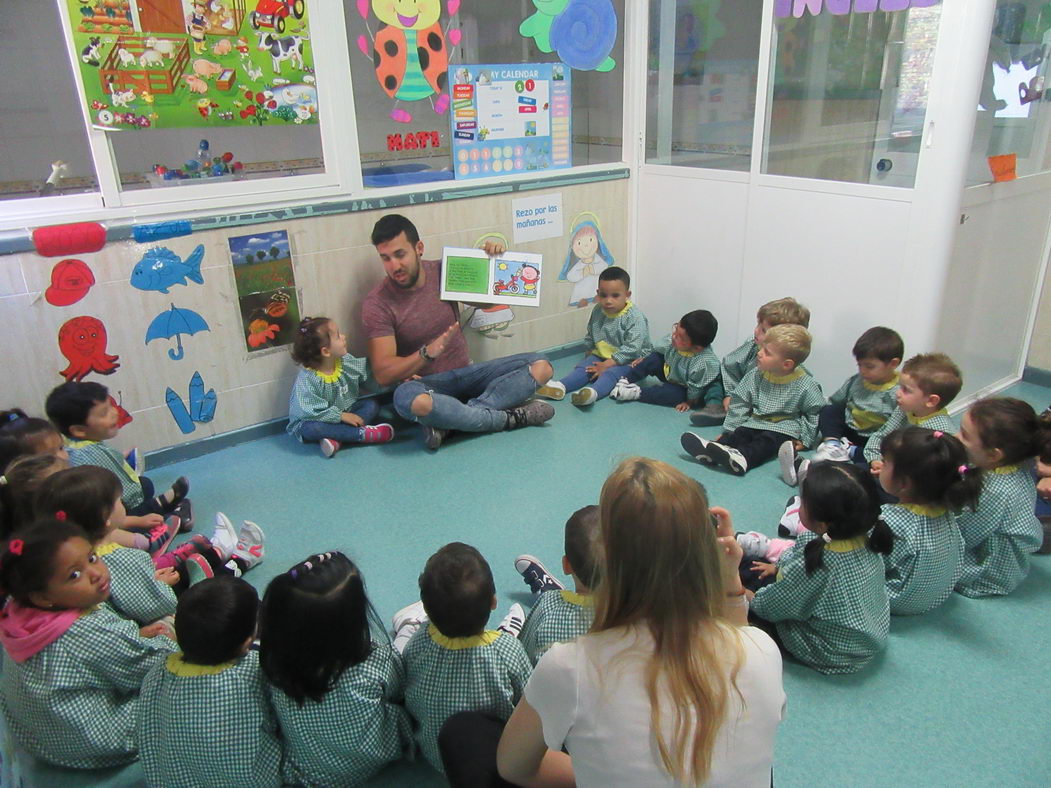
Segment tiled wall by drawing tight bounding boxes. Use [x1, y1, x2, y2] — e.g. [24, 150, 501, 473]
[0, 179, 629, 453]
[1028, 264, 1051, 372]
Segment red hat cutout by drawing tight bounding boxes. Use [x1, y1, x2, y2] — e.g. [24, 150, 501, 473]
[45, 259, 95, 307]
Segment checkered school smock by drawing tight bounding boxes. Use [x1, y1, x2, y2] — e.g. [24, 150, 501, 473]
[827, 373, 900, 436]
[0, 603, 175, 769]
[862, 408, 954, 464]
[882, 503, 964, 615]
[519, 590, 594, 666]
[721, 337, 758, 397]
[749, 531, 889, 674]
[287, 354, 373, 440]
[583, 301, 652, 364]
[66, 438, 144, 510]
[404, 624, 532, 773]
[137, 650, 281, 788]
[651, 336, 721, 403]
[955, 465, 1042, 598]
[96, 542, 176, 625]
[723, 367, 826, 446]
[269, 641, 413, 787]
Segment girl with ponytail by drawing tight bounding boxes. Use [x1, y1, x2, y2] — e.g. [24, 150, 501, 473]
[750, 461, 894, 674]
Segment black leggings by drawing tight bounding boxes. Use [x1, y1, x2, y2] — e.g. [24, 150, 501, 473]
[438, 712, 514, 788]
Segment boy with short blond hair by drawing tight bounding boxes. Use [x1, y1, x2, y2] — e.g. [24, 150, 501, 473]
[681, 324, 824, 475]
[514, 504, 600, 665]
[862, 352, 962, 470]
[692, 296, 811, 426]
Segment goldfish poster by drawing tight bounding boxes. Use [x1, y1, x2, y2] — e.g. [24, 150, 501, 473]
[227, 229, 301, 353]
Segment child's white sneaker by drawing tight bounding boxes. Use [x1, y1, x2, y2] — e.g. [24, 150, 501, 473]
[736, 531, 771, 560]
[320, 438, 340, 458]
[211, 512, 239, 561]
[610, 378, 641, 401]
[391, 600, 429, 654]
[707, 442, 747, 475]
[680, 432, 715, 464]
[498, 603, 526, 638]
[814, 438, 851, 463]
[571, 386, 598, 406]
[778, 441, 799, 486]
[778, 495, 806, 537]
[232, 520, 265, 570]
[536, 381, 566, 400]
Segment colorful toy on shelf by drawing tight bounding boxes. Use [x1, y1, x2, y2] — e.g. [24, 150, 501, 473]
[151, 139, 243, 182]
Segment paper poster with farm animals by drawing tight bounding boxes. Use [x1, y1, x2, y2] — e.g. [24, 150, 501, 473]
[67, 0, 317, 129]
[227, 230, 301, 353]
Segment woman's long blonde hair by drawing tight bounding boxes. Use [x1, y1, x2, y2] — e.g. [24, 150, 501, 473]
[592, 457, 743, 784]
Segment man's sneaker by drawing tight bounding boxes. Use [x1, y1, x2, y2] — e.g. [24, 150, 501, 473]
[690, 403, 727, 426]
[536, 381, 566, 400]
[320, 438, 341, 458]
[736, 531, 772, 560]
[185, 553, 214, 585]
[361, 423, 394, 444]
[610, 378, 641, 402]
[814, 439, 850, 463]
[232, 520, 265, 570]
[515, 555, 566, 594]
[778, 495, 805, 537]
[778, 441, 799, 486]
[422, 425, 447, 451]
[147, 519, 180, 558]
[570, 386, 598, 406]
[172, 499, 193, 532]
[505, 400, 555, 430]
[498, 603, 526, 638]
[707, 441, 747, 475]
[211, 512, 239, 561]
[680, 432, 715, 464]
[391, 600, 429, 654]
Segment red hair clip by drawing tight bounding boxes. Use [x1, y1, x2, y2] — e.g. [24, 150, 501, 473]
[9, 539, 23, 556]
[55, 510, 67, 521]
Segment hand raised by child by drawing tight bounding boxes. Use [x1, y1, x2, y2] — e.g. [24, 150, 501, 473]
[481, 239, 506, 257]
[341, 411, 365, 427]
[675, 402, 690, 413]
[154, 567, 179, 587]
[751, 561, 777, 579]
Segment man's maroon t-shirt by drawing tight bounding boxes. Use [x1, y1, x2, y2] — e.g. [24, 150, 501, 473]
[361, 258, 471, 375]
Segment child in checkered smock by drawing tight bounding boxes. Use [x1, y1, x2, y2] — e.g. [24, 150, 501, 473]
[537, 267, 652, 406]
[395, 543, 532, 773]
[288, 317, 394, 459]
[681, 324, 824, 476]
[878, 427, 982, 615]
[260, 552, 412, 786]
[515, 504, 600, 665]
[748, 462, 893, 674]
[137, 576, 281, 788]
[955, 398, 1046, 597]
[0, 521, 176, 769]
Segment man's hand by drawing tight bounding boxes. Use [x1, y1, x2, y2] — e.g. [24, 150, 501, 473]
[426, 322, 460, 359]
[341, 412, 364, 427]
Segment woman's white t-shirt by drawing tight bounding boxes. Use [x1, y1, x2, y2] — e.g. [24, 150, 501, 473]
[525, 625, 785, 787]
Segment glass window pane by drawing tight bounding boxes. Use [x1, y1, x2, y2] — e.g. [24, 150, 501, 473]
[344, 0, 625, 188]
[970, 0, 1051, 184]
[763, 3, 941, 187]
[645, 0, 763, 171]
[0, 1, 96, 202]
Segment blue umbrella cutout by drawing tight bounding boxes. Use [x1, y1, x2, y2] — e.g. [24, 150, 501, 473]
[145, 304, 210, 360]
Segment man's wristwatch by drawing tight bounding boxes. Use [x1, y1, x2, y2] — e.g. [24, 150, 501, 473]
[419, 344, 434, 361]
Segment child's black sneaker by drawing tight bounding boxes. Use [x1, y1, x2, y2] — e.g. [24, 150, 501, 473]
[514, 555, 566, 594]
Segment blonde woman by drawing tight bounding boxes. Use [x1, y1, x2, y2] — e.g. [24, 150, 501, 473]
[496, 457, 785, 787]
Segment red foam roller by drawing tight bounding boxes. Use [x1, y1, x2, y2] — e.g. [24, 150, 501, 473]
[32, 223, 106, 257]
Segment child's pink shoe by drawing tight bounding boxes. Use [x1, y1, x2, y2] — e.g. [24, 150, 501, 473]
[361, 423, 394, 444]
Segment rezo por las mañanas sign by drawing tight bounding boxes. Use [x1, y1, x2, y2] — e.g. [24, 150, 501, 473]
[775, 0, 939, 17]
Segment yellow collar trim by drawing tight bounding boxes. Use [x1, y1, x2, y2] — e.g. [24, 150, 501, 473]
[603, 300, 632, 319]
[312, 358, 342, 384]
[95, 541, 122, 557]
[762, 368, 803, 384]
[65, 438, 98, 449]
[559, 590, 594, 606]
[673, 348, 698, 358]
[863, 372, 899, 392]
[907, 408, 948, 426]
[428, 625, 501, 650]
[165, 653, 238, 677]
[824, 535, 868, 553]
[992, 464, 1021, 475]
[901, 503, 948, 518]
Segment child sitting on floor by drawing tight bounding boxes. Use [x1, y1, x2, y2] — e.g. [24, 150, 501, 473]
[514, 504, 600, 665]
[45, 382, 191, 521]
[680, 324, 825, 476]
[955, 398, 1046, 597]
[879, 427, 982, 615]
[609, 310, 723, 412]
[0, 521, 176, 769]
[692, 296, 810, 426]
[862, 353, 961, 473]
[747, 462, 894, 674]
[395, 542, 532, 774]
[537, 266, 652, 406]
[137, 576, 281, 787]
[260, 552, 412, 786]
[0, 453, 67, 538]
[288, 316, 394, 458]
[0, 409, 68, 471]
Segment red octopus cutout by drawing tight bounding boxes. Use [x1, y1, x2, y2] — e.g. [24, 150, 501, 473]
[57, 316, 120, 382]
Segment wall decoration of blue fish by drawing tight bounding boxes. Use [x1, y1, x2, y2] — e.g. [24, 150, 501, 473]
[131, 245, 205, 294]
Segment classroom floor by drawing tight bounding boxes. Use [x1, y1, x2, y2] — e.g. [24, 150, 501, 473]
[19, 366, 1051, 787]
